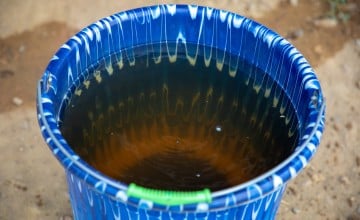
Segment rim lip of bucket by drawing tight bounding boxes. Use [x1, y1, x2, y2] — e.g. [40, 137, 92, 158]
[37, 4, 326, 211]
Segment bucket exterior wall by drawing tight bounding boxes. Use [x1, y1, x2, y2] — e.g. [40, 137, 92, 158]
[66, 171, 285, 220]
[37, 5, 325, 220]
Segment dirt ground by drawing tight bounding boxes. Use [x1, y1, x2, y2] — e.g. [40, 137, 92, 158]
[0, 0, 359, 219]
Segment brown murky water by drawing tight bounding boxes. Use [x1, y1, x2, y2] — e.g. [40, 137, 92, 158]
[60, 43, 298, 191]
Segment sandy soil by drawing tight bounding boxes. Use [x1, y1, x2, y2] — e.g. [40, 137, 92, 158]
[0, 0, 359, 219]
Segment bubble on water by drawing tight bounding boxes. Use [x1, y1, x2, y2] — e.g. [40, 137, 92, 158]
[176, 138, 180, 144]
[215, 125, 222, 132]
[196, 173, 201, 178]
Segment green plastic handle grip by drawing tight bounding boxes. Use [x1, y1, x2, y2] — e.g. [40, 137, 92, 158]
[127, 183, 212, 206]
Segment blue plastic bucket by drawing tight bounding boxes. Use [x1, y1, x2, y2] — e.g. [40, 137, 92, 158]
[37, 5, 325, 220]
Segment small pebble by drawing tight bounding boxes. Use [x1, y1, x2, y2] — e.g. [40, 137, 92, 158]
[59, 215, 73, 220]
[286, 28, 304, 40]
[356, 81, 360, 90]
[18, 45, 26, 53]
[355, 156, 360, 167]
[35, 194, 43, 207]
[289, 0, 298, 7]
[312, 173, 323, 183]
[347, 196, 355, 207]
[287, 186, 297, 196]
[339, 176, 350, 185]
[307, 170, 324, 183]
[314, 18, 338, 28]
[303, 179, 312, 187]
[345, 122, 353, 130]
[291, 207, 300, 214]
[12, 97, 23, 106]
[12, 181, 28, 191]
